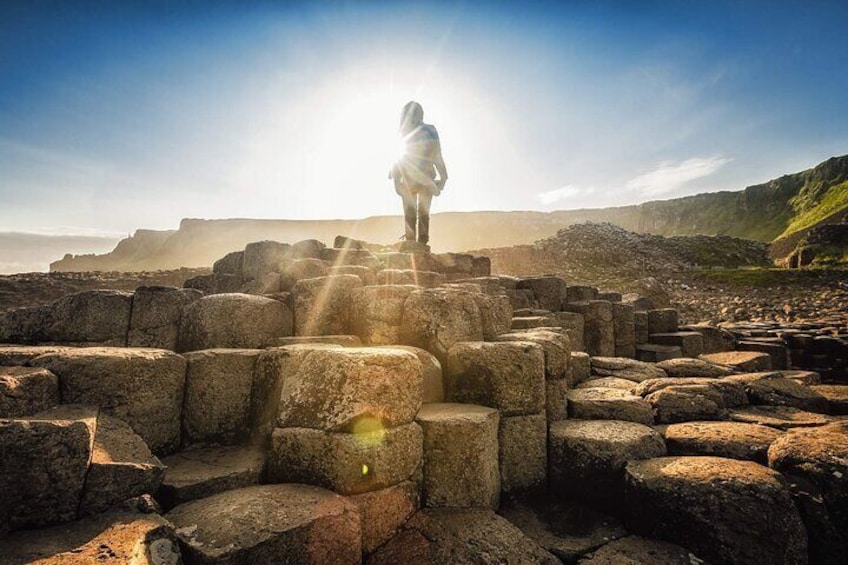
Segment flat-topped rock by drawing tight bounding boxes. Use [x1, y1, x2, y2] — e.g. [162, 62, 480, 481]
[178, 293, 293, 351]
[367, 508, 560, 565]
[47, 290, 134, 345]
[768, 422, 848, 564]
[377, 268, 444, 287]
[168, 484, 361, 564]
[699, 350, 772, 371]
[625, 456, 807, 565]
[277, 347, 423, 432]
[662, 421, 783, 464]
[0, 404, 96, 532]
[655, 357, 735, 378]
[415, 403, 500, 509]
[549, 420, 665, 502]
[779, 370, 821, 385]
[293, 275, 363, 336]
[80, 414, 165, 515]
[0, 511, 181, 565]
[590, 357, 667, 383]
[0, 345, 75, 366]
[647, 308, 678, 334]
[498, 495, 627, 563]
[632, 377, 748, 408]
[577, 535, 703, 565]
[570, 351, 591, 385]
[645, 385, 728, 424]
[31, 347, 187, 454]
[648, 332, 703, 358]
[158, 445, 266, 510]
[127, 286, 201, 349]
[730, 405, 831, 429]
[635, 343, 681, 362]
[511, 315, 559, 330]
[811, 385, 848, 415]
[566, 388, 654, 425]
[726, 372, 829, 413]
[348, 480, 421, 554]
[516, 276, 567, 312]
[577, 376, 637, 390]
[350, 284, 419, 345]
[0, 366, 58, 417]
[496, 329, 569, 380]
[400, 287, 484, 364]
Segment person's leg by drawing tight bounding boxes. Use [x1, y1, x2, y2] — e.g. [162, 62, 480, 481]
[397, 181, 417, 241]
[417, 190, 433, 244]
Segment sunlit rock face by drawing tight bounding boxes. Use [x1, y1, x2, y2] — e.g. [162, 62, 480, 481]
[293, 275, 363, 336]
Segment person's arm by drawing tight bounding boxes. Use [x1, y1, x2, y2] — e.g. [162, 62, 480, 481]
[433, 133, 448, 193]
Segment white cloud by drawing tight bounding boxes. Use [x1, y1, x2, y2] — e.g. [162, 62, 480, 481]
[625, 156, 732, 196]
[537, 184, 595, 205]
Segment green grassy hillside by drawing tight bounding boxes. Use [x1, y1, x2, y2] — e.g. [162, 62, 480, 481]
[779, 180, 848, 239]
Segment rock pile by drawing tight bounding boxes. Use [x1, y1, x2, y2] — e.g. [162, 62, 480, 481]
[0, 237, 846, 564]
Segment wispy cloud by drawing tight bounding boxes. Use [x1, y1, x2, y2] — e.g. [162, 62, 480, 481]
[625, 156, 732, 196]
[537, 184, 596, 205]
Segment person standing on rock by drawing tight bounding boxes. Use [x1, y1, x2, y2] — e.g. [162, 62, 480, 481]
[390, 101, 448, 250]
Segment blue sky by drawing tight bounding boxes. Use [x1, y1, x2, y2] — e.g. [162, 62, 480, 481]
[1, 0, 847, 235]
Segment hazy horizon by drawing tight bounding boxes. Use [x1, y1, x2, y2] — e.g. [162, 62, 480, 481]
[2, 1, 848, 237]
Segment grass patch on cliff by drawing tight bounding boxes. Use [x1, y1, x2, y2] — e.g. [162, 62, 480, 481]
[779, 180, 848, 239]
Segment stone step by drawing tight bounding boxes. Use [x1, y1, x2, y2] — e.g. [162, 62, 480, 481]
[167, 484, 361, 564]
[648, 332, 703, 358]
[810, 384, 848, 415]
[157, 445, 266, 511]
[635, 343, 682, 362]
[729, 405, 831, 429]
[376, 269, 445, 288]
[511, 315, 558, 330]
[659, 421, 783, 464]
[272, 335, 362, 347]
[415, 403, 499, 509]
[737, 339, 789, 370]
[725, 372, 829, 413]
[699, 350, 772, 372]
[0, 366, 59, 417]
[566, 388, 654, 425]
[578, 535, 705, 565]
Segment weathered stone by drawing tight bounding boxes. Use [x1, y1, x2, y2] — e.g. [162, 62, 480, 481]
[549, 420, 665, 503]
[590, 356, 667, 383]
[554, 311, 585, 352]
[182, 349, 261, 446]
[277, 347, 423, 432]
[727, 372, 829, 413]
[168, 484, 361, 564]
[633, 311, 649, 346]
[0, 305, 51, 344]
[377, 269, 443, 287]
[32, 348, 186, 454]
[517, 276, 567, 311]
[328, 264, 377, 286]
[273, 335, 361, 347]
[496, 329, 569, 380]
[475, 292, 513, 340]
[569, 351, 591, 385]
[242, 240, 291, 281]
[681, 323, 736, 354]
[625, 456, 807, 565]
[738, 339, 789, 370]
[646, 308, 678, 334]
[546, 379, 570, 422]
[290, 238, 326, 259]
[649, 332, 703, 358]
[321, 247, 382, 269]
[348, 480, 420, 554]
[636, 343, 682, 362]
[577, 376, 637, 390]
[566, 388, 654, 425]
[184, 272, 242, 295]
[416, 403, 500, 509]
[373, 345, 444, 403]
[293, 275, 363, 336]
[699, 350, 772, 371]
[127, 286, 201, 349]
[577, 535, 703, 565]
[0, 511, 181, 565]
[566, 285, 598, 303]
[633, 377, 748, 408]
[240, 271, 283, 294]
[499, 412, 547, 493]
[0, 366, 58, 417]
[612, 303, 636, 358]
[563, 301, 614, 357]
[278, 258, 328, 290]
[158, 445, 266, 510]
[780, 370, 821, 386]
[47, 290, 133, 345]
[655, 357, 735, 378]
[80, 414, 165, 515]
[367, 508, 560, 565]
[511, 315, 559, 330]
[504, 288, 535, 310]
[597, 291, 622, 302]
[213, 250, 243, 275]
[178, 293, 293, 351]
[730, 405, 832, 429]
[269, 423, 423, 495]
[0, 405, 96, 532]
[445, 341, 545, 416]
[812, 385, 848, 415]
[769, 422, 848, 565]
[662, 421, 783, 464]
[0, 345, 74, 366]
[432, 252, 475, 276]
[645, 386, 728, 424]
[498, 495, 628, 563]
[379, 251, 438, 272]
[350, 284, 417, 345]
